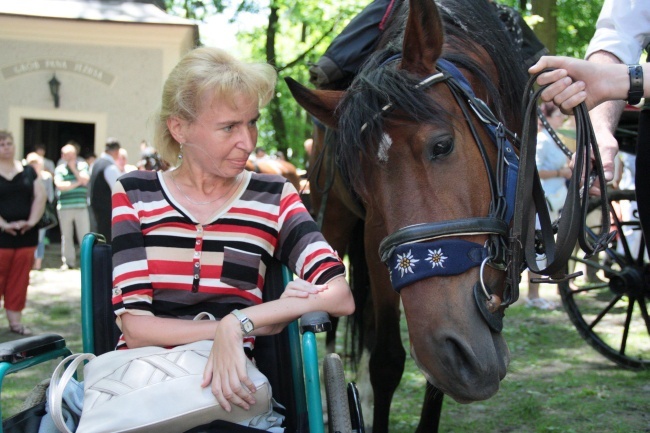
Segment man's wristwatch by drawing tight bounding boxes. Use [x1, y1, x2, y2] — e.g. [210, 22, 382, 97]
[627, 64, 644, 106]
[230, 309, 254, 335]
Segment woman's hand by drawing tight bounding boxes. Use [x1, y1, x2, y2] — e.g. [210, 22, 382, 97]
[18, 220, 36, 235]
[1, 221, 21, 236]
[201, 314, 257, 412]
[280, 278, 328, 299]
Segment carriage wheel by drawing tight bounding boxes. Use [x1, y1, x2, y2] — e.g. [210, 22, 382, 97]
[323, 353, 352, 433]
[559, 189, 650, 370]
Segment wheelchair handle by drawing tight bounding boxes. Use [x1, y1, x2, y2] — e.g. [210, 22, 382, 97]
[299, 311, 332, 334]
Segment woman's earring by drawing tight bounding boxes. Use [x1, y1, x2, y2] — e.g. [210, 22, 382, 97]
[178, 143, 183, 160]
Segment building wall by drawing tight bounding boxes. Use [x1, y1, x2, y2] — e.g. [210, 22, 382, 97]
[0, 14, 196, 161]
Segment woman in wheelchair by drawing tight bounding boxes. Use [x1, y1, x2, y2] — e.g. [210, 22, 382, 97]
[110, 47, 354, 415]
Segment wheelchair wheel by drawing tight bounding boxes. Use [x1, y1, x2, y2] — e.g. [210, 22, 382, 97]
[559, 189, 650, 370]
[323, 353, 352, 433]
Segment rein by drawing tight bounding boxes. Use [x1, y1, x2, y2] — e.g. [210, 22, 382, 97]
[508, 71, 614, 290]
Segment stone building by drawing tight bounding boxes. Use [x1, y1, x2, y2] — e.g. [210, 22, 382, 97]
[0, 0, 199, 164]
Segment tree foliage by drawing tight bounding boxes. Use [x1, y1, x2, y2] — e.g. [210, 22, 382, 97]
[500, 0, 604, 58]
[164, 0, 605, 168]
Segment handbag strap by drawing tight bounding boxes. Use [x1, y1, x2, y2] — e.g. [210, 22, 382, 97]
[49, 353, 96, 433]
[193, 312, 216, 321]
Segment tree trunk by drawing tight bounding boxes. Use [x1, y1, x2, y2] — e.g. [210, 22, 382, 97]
[265, 2, 288, 154]
[531, 0, 558, 55]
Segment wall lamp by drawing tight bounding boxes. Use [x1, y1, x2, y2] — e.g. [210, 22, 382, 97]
[49, 74, 61, 108]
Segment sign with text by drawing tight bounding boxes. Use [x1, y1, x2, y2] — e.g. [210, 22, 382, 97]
[1, 59, 115, 85]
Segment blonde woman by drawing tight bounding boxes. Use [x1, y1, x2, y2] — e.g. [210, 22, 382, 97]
[110, 47, 354, 420]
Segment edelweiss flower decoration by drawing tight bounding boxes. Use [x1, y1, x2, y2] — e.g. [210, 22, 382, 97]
[395, 249, 419, 277]
[426, 248, 447, 268]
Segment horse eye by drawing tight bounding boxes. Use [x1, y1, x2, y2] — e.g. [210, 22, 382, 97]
[427, 136, 454, 161]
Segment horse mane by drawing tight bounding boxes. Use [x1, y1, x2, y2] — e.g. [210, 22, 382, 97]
[337, 0, 527, 191]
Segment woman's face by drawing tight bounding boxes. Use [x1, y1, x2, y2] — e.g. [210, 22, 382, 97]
[0, 136, 15, 161]
[181, 92, 260, 179]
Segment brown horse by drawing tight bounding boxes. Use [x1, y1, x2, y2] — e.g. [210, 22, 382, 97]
[287, 0, 527, 431]
[245, 157, 302, 191]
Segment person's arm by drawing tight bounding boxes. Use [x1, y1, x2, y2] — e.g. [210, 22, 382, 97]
[111, 177, 160, 346]
[584, 51, 629, 183]
[530, 56, 650, 184]
[202, 274, 353, 412]
[19, 174, 47, 234]
[103, 163, 121, 188]
[528, 57, 643, 112]
[54, 163, 88, 191]
[202, 181, 354, 412]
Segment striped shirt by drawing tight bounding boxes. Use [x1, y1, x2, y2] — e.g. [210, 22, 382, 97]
[54, 161, 89, 209]
[111, 170, 345, 349]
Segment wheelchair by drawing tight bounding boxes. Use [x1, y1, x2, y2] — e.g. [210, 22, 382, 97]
[0, 233, 364, 433]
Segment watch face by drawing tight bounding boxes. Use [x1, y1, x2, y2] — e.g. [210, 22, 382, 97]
[243, 320, 254, 334]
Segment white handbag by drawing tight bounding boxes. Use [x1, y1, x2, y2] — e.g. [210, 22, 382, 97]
[48, 338, 273, 432]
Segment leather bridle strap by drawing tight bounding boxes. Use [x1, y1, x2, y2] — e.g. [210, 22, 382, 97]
[509, 71, 612, 289]
[379, 217, 509, 264]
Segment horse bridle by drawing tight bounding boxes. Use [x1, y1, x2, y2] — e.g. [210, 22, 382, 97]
[375, 58, 520, 332]
[375, 60, 613, 333]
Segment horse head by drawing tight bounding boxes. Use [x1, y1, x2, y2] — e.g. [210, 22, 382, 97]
[287, 0, 526, 405]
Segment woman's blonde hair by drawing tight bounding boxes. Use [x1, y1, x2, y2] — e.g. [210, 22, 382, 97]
[155, 47, 277, 165]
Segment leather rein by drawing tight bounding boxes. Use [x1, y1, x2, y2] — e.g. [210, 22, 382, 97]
[508, 71, 614, 290]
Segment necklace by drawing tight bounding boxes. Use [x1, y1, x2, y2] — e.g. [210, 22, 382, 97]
[170, 169, 242, 206]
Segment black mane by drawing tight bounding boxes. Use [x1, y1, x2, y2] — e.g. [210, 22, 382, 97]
[336, 0, 527, 189]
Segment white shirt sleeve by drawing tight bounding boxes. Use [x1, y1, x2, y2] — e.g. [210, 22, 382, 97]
[585, 0, 650, 64]
[103, 164, 122, 188]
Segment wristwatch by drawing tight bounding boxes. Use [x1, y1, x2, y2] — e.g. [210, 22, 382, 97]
[230, 309, 254, 335]
[627, 64, 644, 106]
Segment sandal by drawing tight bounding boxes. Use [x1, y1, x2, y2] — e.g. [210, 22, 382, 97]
[9, 324, 33, 336]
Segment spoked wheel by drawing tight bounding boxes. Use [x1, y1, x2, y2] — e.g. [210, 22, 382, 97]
[559, 189, 650, 370]
[323, 353, 352, 433]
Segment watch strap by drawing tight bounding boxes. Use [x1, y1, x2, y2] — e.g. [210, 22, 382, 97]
[230, 309, 254, 335]
[627, 64, 644, 106]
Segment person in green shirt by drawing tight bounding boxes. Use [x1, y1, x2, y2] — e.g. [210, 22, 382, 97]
[54, 142, 90, 269]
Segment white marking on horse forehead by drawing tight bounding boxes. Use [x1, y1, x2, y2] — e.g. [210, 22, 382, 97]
[377, 132, 392, 162]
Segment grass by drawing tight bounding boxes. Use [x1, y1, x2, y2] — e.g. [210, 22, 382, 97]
[1, 248, 648, 432]
[385, 291, 650, 433]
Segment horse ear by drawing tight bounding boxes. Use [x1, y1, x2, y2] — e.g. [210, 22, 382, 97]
[400, 0, 444, 75]
[285, 77, 342, 130]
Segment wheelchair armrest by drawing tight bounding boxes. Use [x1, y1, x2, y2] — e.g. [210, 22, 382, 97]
[0, 334, 66, 364]
[299, 311, 332, 334]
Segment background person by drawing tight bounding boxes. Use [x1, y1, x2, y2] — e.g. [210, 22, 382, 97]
[54, 142, 90, 269]
[34, 143, 55, 176]
[112, 46, 354, 415]
[116, 148, 137, 173]
[0, 131, 46, 335]
[309, 0, 547, 90]
[26, 152, 55, 271]
[88, 138, 121, 243]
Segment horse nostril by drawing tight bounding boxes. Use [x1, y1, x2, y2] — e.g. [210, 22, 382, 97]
[443, 335, 477, 370]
